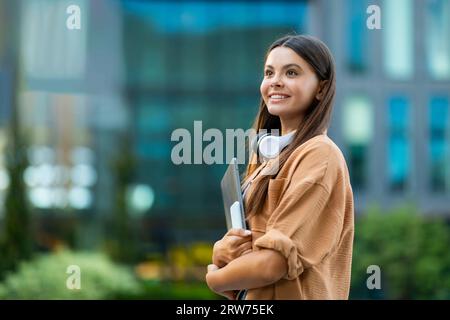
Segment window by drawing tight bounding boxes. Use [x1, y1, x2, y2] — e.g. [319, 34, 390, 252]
[346, 0, 369, 73]
[387, 96, 410, 191]
[21, 0, 87, 80]
[429, 96, 449, 192]
[343, 95, 373, 190]
[383, 0, 414, 79]
[426, 0, 450, 80]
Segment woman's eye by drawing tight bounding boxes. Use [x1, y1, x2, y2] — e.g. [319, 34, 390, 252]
[287, 70, 298, 76]
[264, 70, 273, 76]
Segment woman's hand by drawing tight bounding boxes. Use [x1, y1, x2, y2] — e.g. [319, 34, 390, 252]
[212, 228, 252, 268]
[206, 264, 237, 300]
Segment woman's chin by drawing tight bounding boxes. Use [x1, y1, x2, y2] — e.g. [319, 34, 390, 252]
[267, 105, 285, 117]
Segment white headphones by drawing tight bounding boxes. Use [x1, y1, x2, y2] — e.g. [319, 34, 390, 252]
[251, 130, 296, 160]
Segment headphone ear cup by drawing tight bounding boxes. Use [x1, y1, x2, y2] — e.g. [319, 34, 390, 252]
[250, 132, 269, 156]
[258, 131, 297, 159]
[259, 135, 281, 159]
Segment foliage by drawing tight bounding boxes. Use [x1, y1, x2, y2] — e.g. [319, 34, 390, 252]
[116, 280, 218, 300]
[0, 144, 32, 278]
[0, 249, 219, 299]
[105, 134, 140, 264]
[350, 205, 450, 299]
[0, 250, 141, 299]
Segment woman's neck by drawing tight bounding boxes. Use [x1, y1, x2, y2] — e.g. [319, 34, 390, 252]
[279, 116, 328, 136]
[280, 116, 303, 136]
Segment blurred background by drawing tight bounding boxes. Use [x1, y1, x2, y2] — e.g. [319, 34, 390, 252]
[0, 0, 449, 299]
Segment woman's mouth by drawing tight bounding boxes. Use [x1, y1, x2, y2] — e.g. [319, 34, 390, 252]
[269, 94, 291, 103]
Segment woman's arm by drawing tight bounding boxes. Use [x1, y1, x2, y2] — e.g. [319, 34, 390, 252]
[206, 249, 287, 293]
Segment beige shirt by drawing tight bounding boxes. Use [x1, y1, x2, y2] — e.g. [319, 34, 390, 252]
[242, 134, 354, 300]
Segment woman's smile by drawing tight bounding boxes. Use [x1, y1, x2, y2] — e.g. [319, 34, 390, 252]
[268, 93, 291, 103]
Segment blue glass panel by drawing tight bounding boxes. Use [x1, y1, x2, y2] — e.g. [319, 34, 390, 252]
[346, 0, 368, 72]
[388, 96, 410, 191]
[429, 96, 449, 191]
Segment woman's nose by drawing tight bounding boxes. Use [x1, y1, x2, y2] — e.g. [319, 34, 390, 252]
[270, 76, 283, 87]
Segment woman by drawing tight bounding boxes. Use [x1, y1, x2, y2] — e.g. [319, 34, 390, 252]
[206, 34, 354, 300]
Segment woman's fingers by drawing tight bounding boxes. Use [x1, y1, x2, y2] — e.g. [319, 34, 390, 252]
[237, 241, 253, 256]
[228, 236, 250, 247]
[212, 229, 253, 266]
[220, 290, 237, 300]
[207, 264, 219, 273]
[222, 228, 252, 248]
[226, 228, 252, 237]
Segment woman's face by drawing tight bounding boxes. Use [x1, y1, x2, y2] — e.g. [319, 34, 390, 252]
[260, 46, 320, 121]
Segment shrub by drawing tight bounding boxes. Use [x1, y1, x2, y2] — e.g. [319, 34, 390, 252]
[0, 250, 141, 299]
[350, 205, 450, 299]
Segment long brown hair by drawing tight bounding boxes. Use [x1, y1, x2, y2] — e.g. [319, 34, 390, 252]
[244, 34, 336, 218]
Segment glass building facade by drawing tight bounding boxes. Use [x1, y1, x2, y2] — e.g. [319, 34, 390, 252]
[0, 0, 449, 250]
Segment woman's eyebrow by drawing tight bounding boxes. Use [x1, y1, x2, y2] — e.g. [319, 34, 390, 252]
[265, 63, 302, 70]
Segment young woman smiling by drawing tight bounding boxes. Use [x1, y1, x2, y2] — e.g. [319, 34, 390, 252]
[206, 35, 354, 300]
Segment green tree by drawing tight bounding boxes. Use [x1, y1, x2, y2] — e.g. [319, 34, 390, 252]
[0, 142, 32, 277]
[104, 134, 140, 263]
[0, 0, 33, 279]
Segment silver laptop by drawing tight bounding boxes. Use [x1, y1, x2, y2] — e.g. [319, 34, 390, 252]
[220, 157, 247, 230]
[220, 158, 248, 299]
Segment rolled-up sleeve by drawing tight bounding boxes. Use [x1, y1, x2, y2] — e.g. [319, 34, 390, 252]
[254, 228, 302, 280]
[254, 149, 344, 280]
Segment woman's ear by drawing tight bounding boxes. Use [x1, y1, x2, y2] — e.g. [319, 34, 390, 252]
[315, 80, 328, 101]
